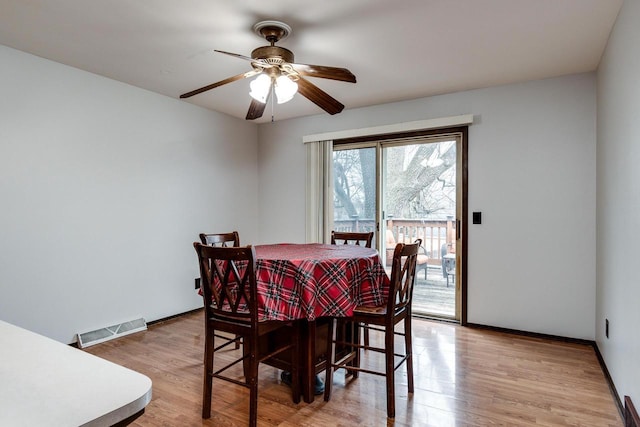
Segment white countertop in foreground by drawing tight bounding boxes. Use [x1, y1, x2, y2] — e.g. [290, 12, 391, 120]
[0, 320, 152, 426]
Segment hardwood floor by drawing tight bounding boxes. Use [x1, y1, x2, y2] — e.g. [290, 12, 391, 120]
[85, 310, 622, 426]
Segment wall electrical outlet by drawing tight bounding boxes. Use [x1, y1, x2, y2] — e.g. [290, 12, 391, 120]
[605, 318, 609, 338]
[195, 277, 201, 290]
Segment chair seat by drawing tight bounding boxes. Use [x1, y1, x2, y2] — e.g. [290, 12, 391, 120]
[210, 304, 249, 318]
[353, 305, 387, 315]
[354, 305, 409, 320]
[210, 314, 289, 335]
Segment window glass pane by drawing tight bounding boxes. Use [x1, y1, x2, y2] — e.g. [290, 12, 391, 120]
[333, 147, 376, 247]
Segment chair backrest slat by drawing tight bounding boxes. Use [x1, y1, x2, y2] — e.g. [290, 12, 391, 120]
[194, 243, 258, 323]
[387, 239, 420, 313]
[331, 231, 374, 248]
[199, 231, 240, 247]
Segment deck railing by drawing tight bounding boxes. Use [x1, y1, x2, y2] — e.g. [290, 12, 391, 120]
[334, 218, 456, 264]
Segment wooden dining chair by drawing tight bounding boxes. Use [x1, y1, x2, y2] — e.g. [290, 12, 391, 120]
[194, 243, 300, 426]
[330, 230, 374, 247]
[323, 240, 420, 419]
[330, 230, 376, 349]
[199, 231, 242, 349]
[199, 231, 240, 247]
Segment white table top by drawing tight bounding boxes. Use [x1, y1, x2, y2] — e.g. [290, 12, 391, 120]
[0, 320, 152, 426]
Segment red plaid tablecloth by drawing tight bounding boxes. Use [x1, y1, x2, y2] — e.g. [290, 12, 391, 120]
[254, 243, 389, 321]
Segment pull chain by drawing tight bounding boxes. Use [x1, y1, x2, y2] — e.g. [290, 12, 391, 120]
[271, 84, 275, 123]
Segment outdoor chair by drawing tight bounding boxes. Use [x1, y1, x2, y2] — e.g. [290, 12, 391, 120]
[386, 230, 428, 279]
[441, 243, 455, 287]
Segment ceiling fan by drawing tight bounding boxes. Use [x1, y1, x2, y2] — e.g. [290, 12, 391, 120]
[179, 21, 357, 120]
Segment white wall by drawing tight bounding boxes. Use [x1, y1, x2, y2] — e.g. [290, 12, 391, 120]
[0, 46, 259, 343]
[596, 0, 640, 405]
[258, 73, 597, 340]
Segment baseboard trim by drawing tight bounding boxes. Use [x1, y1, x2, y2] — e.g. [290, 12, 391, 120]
[413, 313, 458, 324]
[466, 322, 593, 345]
[592, 342, 624, 419]
[147, 307, 203, 327]
[626, 396, 639, 427]
[466, 323, 623, 418]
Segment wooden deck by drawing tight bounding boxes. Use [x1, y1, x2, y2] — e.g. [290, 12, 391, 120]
[412, 265, 456, 318]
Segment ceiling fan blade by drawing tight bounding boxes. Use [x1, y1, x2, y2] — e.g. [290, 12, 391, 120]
[214, 49, 254, 61]
[246, 98, 268, 120]
[291, 64, 356, 83]
[180, 72, 248, 99]
[214, 50, 273, 68]
[296, 77, 345, 115]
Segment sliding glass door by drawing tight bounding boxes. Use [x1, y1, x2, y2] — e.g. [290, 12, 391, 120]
[333, 133, 463, 320]
[381, 138, 458, 319]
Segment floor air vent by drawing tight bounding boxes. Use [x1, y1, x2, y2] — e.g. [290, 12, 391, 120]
[77, 317, 147, 348]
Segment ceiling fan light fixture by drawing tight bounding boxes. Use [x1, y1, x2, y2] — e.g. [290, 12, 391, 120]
[249, 74, 271, 103]
[275, 75, 298, 104]
[180, 19, 356, 120]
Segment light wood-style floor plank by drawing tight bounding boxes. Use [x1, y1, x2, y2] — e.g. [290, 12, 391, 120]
[85, 310, 622, 426]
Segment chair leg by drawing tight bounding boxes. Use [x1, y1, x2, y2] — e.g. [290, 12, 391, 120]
[247, 340, 259, 427]
[343, 320, 360, 379]
[363, 324, 370, 349]
[249, 382, 258, 427]
[202, 323, 214, 419]
[242, 341, 250, 379]
[385, 325, 396, 418]
[352, 322, 360, 379]
[290, 321, 301, 404]
[324, 318, 336, 402]
[405, 316, 414, 394]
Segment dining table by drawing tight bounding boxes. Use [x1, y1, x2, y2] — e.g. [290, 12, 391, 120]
[250, 243, 390, 402]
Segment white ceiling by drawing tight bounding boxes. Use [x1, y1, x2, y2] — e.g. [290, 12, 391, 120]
[0, 0, 623, 123]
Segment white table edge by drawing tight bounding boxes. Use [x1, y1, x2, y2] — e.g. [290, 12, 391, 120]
[1, 320, 153, 427]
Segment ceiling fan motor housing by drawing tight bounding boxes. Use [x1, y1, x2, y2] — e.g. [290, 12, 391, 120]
[251, 46, 294, 64]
